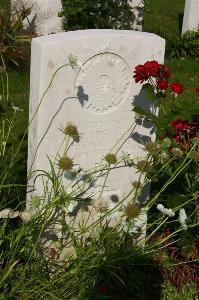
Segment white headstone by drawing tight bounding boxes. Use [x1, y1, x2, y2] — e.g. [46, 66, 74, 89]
[11, 0, 63, 36]
[182, 0, 199, 34]
[127, 0, 145, 31]
[27, 30, 165, 234]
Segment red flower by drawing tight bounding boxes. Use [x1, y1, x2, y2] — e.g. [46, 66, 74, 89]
[157, 79, 169, 90]
[171, 119, 190, 132]
[157, 64, 171, 80]
[173, 133, 183, 143]
[195, 87, 199, 96]
[133, 61, 171, 84]
[133, 64, 149, 83]
[170, 83, 184, 94]
[171, 119, 198, 143]
[144, 60, 159, 77]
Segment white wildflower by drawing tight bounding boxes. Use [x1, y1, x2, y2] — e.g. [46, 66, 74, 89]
[122, 151, 133, 165]
[12, 105, 23, 112]
[178, 208, 187, 230]
[68, 54, 82, 70]
[157, 204, 175, 217]
[0, 208, 19, 218]
[67, 201, 78, 213]
[19, 211, 32, 222]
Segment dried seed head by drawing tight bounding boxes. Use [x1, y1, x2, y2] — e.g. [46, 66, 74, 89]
[190, 151, 199, 161]
[19, 211, 32, 222]
[125, 203, 140, 219]
[145, 142, 160, 154]
[64, 123, 79, 139]
[94, 198, 108, 213]
[171, 147, 183, 157]
[58, 156, 74, 171]
[136, 160, 151, 173]
[105, 153, 117, 165]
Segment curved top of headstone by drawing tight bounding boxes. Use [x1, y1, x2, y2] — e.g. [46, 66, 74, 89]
[32, 29, 165, 44]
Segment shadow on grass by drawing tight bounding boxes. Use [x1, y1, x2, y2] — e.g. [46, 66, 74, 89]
[88, 234, 163, 300]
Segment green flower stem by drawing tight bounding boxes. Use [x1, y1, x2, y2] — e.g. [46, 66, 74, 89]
[0, 63, 70, 191]
[146, 144, 196, 208]
[97, 168, 110, 199]
[0, 54, 9, 103]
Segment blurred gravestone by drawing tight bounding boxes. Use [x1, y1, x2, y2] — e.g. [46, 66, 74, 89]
[182, 0, 199, 34]
[27, 30, 165, 241]
[11, 0, 63, 36]
[127, 0, 145, 31]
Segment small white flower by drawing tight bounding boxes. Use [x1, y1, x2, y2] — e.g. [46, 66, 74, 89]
[178, 208, 187, 230]
[12, 105, 23, 112]
[0, 208, 19, 218]
[122, 151, 133, 165]
[19, 211, 32, 222]
[68, 54, 82, 70]
[157, 204, 175, 217]
[67, 201, 78, 213]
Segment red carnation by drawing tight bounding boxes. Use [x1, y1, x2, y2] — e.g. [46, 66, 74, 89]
[170, 83, 184, 94]
[195, 87, 199, 96]
[157, 79, 169, 90]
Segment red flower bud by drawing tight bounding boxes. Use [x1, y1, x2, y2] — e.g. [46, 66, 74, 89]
[170, 83, 184, 94]
[157, 79, 169, 90]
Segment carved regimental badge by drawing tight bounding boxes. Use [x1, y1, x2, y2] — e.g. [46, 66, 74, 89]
[75, 53, 131, 113]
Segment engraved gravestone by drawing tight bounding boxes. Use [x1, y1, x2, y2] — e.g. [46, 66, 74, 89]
[11, 0, 63, 36]
[27, 30, 165, 231]
[182, 0, 199, 34]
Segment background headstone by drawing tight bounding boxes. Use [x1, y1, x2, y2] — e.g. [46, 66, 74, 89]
[182, 0, 199, 34]
[11, 0, 63, 36]
[127, 0, 145, 31]
[27, 30, 165, 231]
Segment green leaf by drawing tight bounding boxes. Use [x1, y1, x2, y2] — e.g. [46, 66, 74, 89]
[142, 83, 155, 101]
[162, 137, 172, 150]
[165, 165, 173, 177]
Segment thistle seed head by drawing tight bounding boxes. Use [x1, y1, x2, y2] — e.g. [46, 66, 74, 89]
[105, 153, 117, 165]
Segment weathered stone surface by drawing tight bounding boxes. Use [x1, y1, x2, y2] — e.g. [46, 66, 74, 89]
[27, 30, 165, 233]
[11, 0, 63, 36]
[182, 0, 199, 34]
